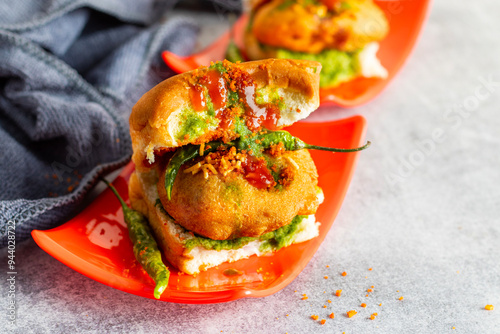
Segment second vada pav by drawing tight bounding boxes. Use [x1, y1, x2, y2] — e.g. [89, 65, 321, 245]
[244, 0, 390, 88]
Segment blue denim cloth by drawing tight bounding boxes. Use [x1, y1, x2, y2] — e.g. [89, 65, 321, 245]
[0, 0, 200, 247]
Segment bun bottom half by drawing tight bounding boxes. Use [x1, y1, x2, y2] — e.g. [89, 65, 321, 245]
[128, 169, 322, 275]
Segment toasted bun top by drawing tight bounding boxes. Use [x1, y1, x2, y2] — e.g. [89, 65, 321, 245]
[130, 59, 321, 172]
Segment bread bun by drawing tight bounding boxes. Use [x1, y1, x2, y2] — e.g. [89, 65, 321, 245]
[129, 59, 321, 172]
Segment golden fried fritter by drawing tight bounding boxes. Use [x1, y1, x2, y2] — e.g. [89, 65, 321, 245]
[251, 0, 389, 53]
[157, 150, 319, 240]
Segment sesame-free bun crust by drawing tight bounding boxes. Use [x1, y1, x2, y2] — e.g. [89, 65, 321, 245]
[130, 59, 321, 172]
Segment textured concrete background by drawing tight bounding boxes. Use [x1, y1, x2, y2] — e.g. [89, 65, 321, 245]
[2, 0, 500, 333]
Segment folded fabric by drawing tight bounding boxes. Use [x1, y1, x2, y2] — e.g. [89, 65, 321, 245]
[0, 0, 200, 247]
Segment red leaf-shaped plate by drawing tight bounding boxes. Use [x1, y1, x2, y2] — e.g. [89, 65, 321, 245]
[32, 116, 367, 303]
[163, 0, 432, 107]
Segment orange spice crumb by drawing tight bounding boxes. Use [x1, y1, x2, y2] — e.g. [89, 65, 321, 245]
[323, 305, 327, 308]
[366, 294, 369, 297]
[302, 296, 308, 300]
[311, 315, 319, 320]
[327, 300, 332, 303]
[324, 276, 328, 279]
[485, 305, 494, 311]
[341, 271, 347, 276]
[371, 285, 374, 288]
[335, 290, 342, 297]
[329, 313, 335, 319]
[267, 142, 286, 157]
[370, 314, 376, 320]
[452, 327, 456, 330]
[361, 303, 367, 308]
[320, 319, 326, 325]
[367, 289, 373, 293]
[326, 265, 330, 268]
[347, 310, 357, 318]
[368, 268, 373, 271]
[379, 303, 382, 306]
[399, 296, 404, 301]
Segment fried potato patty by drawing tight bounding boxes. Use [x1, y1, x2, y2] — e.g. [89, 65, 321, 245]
[157, 150, 320, 240]
[251, 0, 389, 53]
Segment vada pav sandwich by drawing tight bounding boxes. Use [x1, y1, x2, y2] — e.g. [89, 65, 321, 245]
[126, 59, 369, 276]
[244, 0, 389, 88]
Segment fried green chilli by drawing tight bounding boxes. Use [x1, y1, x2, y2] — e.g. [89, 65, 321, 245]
[102, 179, 170, 299]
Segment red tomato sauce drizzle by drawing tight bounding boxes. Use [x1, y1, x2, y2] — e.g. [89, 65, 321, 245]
[190, 67, 282, 133]
[199, 70, 227, 112]
[190, 85, 206, 111]
[242, 155, 275, 189]
[229, 69, 281, 132]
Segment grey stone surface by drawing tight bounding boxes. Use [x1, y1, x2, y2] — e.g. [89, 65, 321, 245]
[2, 0, 500, 332]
